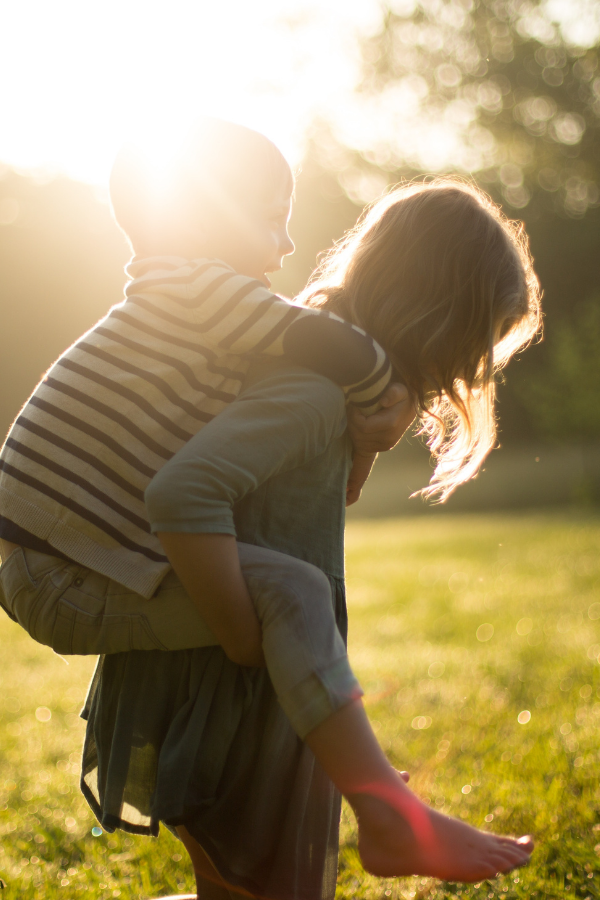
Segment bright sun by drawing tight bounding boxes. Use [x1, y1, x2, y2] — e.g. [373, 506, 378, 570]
[1, 0, 593, 190]
[0, 0, 379, 187]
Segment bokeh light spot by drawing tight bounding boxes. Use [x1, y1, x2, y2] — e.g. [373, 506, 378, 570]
[448, 572, 468, 593]
[476, 623, 494, 642]
[428, 661, 445, 678]
[35, 707, 51, 722]
[516, 617, 533, 635]
[587, 643, 600, 661]
[517, 709, 531, 724]
[412, 715, 432, 729]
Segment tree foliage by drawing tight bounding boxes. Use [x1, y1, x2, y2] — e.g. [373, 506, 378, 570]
[300, 0, 600, 443]
[325, 0, 600, 217]
[517, 295, 600, 440]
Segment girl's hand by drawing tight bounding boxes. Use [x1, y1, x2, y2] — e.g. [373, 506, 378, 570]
[346, 452, 378, 506]
[347, 382, 416, 455]
[346, 383, 416, 506]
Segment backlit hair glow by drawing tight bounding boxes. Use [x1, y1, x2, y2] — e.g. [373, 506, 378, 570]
[299, 178, 541, 502]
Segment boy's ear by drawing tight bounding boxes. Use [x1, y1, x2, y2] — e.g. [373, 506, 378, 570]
[109, 143, 217, 259]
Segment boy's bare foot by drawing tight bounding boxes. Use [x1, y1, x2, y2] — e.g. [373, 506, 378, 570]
[351, 778, 533, 882]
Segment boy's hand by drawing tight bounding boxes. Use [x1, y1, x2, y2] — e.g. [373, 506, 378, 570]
[346, 383, 416, 507]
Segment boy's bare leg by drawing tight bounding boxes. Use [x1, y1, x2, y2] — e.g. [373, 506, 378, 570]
[305, 700, 534, 883]
[176, 826, 255, 900]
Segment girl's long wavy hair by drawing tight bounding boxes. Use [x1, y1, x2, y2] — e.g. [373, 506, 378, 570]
[298, 179, 541, 502]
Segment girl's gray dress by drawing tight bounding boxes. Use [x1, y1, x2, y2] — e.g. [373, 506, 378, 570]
[80, 360, 352, 900]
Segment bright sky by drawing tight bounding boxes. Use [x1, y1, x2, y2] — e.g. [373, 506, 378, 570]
[1, 0, 598, 189]
[0, 0, 382, 187]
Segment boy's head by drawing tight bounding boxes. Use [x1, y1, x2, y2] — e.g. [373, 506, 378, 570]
[110, 118, 294, 285]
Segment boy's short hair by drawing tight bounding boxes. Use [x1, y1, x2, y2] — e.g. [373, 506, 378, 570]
[110, 118, 293, 255]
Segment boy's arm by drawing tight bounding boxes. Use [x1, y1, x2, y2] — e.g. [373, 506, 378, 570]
[125, 257, 391, 413]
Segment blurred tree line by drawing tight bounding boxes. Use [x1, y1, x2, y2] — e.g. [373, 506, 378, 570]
[300, 0, 600, 445]
[0, 170, 129, 439]
[1, 0, 599, 448]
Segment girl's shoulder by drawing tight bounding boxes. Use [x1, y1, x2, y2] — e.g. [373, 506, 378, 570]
[240, 358, 347, 426]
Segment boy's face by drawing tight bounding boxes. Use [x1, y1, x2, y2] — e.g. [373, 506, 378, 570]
[202, 184, 295, 287]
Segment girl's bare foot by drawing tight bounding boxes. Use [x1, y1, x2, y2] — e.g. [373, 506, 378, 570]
[305, 700, 532, 883]
[351, 776, 533, 882]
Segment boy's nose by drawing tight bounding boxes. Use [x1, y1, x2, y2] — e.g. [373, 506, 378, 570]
[281, 234, 295, 257]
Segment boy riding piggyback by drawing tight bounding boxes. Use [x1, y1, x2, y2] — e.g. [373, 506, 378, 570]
[0, 119, 538, 887]
[0, 119, 411, 723]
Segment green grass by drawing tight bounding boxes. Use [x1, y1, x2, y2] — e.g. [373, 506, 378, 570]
[1, 511, 600, 899]
[339, 512, 600, 900]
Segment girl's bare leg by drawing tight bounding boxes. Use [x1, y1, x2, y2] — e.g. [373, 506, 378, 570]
[176, 826, 255, 900]
[305, 700, 534, 883]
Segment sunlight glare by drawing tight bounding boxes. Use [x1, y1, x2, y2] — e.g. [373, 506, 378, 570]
[2, 0, 597, 192]
[544, 0, 600, 47]
[0, 0, 384, 186]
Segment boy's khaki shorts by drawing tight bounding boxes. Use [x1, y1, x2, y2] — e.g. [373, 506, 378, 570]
[0, 543, 361, 738]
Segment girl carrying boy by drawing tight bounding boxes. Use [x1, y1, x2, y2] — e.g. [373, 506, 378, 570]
[0, 118, 539, 899]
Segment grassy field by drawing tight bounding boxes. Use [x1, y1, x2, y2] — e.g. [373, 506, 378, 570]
[1, 511, 600, 899]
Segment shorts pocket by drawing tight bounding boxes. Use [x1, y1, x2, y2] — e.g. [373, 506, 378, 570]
[0, 549, 57, 639]
[0, 548, 36, 614]
[52, 594, 167, 655]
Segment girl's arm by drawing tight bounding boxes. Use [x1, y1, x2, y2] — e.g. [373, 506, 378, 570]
[346, 383, 417, 506]
[125, 257, 391, 412]
[145, 363, 347, 667]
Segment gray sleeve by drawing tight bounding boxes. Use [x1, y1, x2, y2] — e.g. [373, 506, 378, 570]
[145, 366, 347, 534]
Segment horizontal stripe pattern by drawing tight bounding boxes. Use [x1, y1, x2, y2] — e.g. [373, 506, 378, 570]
[0, 256, 391, 597]
[27, 397, 158, 479]
[15, 416, 146, 501]
[0, 463, 166, 563]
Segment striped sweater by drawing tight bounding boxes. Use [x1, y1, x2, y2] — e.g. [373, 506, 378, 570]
[0, 256, 391, 597]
